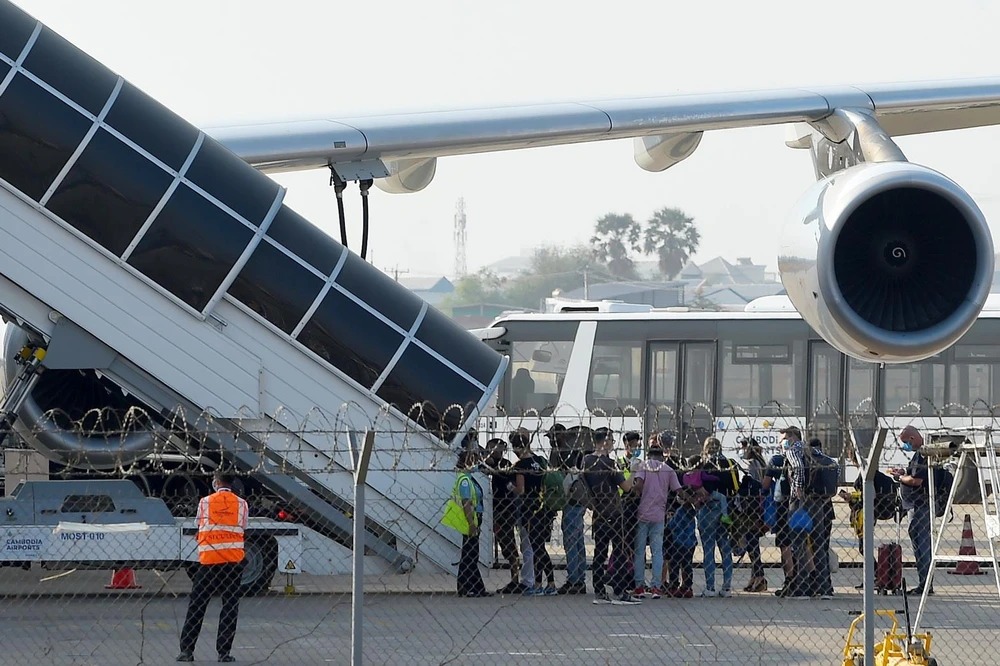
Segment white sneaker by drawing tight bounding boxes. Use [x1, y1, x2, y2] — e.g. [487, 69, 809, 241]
[719, 588, 733, 598]
[699, 588, 717, 598]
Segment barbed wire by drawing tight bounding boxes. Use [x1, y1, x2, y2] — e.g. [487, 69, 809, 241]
[1, 401, 999, 664]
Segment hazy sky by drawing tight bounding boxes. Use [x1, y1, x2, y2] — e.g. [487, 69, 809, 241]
[15, 0, 1000, 278]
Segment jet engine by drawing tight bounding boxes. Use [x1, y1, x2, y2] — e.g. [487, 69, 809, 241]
[2, 325, 161, 470]
[779, 161, 994, 363]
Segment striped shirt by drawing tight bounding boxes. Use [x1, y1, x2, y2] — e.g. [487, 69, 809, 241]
[784, 440, 807, 495]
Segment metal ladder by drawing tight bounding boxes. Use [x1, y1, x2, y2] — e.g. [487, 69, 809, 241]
[914, 428, 1000, 631]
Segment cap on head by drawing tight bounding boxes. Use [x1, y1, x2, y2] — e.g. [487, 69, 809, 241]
[808, 437, 823, 450]
[658, 432, 675, 448]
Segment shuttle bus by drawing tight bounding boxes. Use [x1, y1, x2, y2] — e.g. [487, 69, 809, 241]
[473, 295, 1000, 492]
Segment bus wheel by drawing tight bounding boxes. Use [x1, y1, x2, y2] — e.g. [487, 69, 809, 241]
[240, 536, 278, 597]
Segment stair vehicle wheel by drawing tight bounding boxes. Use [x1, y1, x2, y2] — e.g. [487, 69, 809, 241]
[240, 535, 278, 597]
[183, 536, 277, 597]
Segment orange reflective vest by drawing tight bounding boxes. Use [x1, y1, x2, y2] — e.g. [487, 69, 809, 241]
[196, 489, 248, 565]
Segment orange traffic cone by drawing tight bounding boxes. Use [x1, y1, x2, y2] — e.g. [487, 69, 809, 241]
[105, 567, 142, 589]
[948, 514, 985, 576]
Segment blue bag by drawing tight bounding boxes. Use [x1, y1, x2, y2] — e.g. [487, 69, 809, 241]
[789, 506, 813, 532]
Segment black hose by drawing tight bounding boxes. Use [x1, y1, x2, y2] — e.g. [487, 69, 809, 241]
[330, 169, 348, 247]
[359, 179, 373, 261]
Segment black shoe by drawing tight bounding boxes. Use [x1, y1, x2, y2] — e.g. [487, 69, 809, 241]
[557, 582, 587, 595]
[854, 583, 864, 590]
[497, 582, 526, 595]
[218, 655, 236, 663]
[176, 654, 194, 663]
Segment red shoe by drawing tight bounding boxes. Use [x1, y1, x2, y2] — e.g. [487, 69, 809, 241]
[678, 587, 694, 599]
[634, 586, 646, 598]
[649, 587, 662, 599]
[665, 586, 680, 598]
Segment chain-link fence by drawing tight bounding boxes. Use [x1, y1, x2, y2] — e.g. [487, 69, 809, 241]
[0, 403, 998, 665]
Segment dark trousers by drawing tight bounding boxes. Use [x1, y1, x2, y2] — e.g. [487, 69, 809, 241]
[458, 531, 488, 595]
[746, 534, 765, 579]
[787, 498, 812, 595]
[180, 561, 244, 656]
[494, 509, 520, 579]
[666, 542, 695, 590]
[908, 503, 932, 589]
[808, 498, 835, 596]
[592, 512, 629, 596]
[526, 514, 554, 586]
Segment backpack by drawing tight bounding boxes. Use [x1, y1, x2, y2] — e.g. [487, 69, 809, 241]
[933, 466, 953, 518]
[853, 471, 900, 522]
[806, 449, 839, 498]
[563, 471, 591, 509]
[542, 463, 568, 513]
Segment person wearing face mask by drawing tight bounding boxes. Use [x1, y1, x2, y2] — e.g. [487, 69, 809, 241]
[775, 426, 811, 599]
[178, 471, 249, 663]
[889, 425, 935, 596]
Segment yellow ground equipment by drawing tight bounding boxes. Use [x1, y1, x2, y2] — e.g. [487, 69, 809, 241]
[842, 609, 936, 666]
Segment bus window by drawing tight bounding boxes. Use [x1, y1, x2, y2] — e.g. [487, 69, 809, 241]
[882, 355, 945, 415]
[720, 341, 803, 416]
[587, 343, 642, 414]
[506, 340, 573, 415]
[949, 345, 1000, 414]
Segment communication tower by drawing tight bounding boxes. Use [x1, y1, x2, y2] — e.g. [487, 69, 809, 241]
[454, 198, 467, 278]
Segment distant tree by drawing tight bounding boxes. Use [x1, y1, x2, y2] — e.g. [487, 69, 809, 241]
[504, 245, 609, 309]
[591, 213, 641, 280]
[442, 269, 506, 309]
[442, 247, 614, 312]
[643, 207, 700, 280]
[688, 286, 721, 311]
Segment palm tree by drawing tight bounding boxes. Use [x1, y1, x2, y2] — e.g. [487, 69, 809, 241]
[643, 207, 700, 280]
[591, 213, 641, 279]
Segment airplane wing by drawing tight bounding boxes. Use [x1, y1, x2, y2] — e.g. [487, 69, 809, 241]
[207, 78, 1000, 186]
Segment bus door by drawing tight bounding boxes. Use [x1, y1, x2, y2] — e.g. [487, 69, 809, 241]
[808, 341, 877, 473]
[808, 341, 845, 461]
[647, 342, 716, 456]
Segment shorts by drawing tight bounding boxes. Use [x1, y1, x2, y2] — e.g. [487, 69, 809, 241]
[773, 503, 792, 549]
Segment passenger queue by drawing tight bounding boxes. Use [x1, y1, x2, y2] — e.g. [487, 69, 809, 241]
[447, 424, 941, 604]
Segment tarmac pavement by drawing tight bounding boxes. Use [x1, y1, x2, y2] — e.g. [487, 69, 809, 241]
[0, 566, 998, 665]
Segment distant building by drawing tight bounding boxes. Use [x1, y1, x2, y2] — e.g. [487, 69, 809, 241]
[398, 276, 455, 306]
[561, 281, 685, 308]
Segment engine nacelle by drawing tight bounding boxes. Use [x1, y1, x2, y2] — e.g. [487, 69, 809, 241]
[779, 162, 994, 363]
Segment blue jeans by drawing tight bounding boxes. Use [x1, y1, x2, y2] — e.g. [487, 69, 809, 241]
[908, 502, 932, 588]
[698, 502, 733, 591]
[562, 505, 587, 585]
[634, 520, 665, 587]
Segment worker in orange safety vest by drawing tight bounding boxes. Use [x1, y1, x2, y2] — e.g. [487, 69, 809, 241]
[178, 471, 249, 663]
